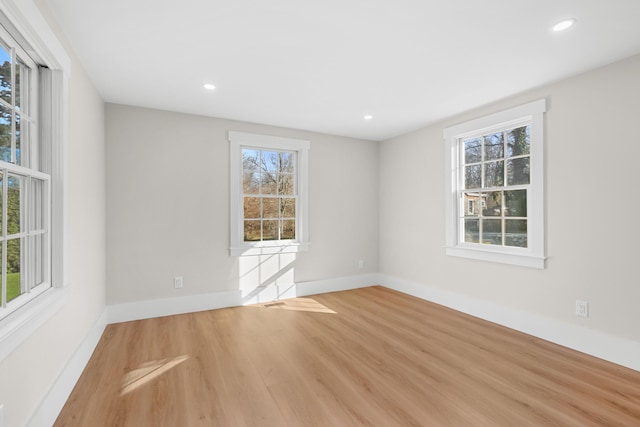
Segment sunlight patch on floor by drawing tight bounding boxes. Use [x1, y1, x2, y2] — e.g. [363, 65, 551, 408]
[261, 297, 337, 314]
[121, 355, 190, 395]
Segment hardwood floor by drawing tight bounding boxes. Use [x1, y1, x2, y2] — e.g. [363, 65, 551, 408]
[55, 286, 640, 426]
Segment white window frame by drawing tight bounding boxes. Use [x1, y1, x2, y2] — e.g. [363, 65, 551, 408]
[229, 131, 310, 256]
[444, 99, 546, 269]
[0, 0, 70, 362]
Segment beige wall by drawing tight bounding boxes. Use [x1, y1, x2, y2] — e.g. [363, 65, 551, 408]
[106, 105, 378, 305]
[379, 54, 640, 342]
[0, 1, 106, 426]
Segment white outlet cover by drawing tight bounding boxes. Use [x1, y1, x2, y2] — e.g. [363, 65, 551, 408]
[174, 276, 184, 289]
[575, 300, 589, 318]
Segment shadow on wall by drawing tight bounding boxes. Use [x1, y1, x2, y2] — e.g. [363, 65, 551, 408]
[238, 253, 297, 304]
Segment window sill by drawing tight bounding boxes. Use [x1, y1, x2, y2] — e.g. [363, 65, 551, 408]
[446, 246, 545, 269]
[0, 287, 68, 362]
[230, 242, 310, 257]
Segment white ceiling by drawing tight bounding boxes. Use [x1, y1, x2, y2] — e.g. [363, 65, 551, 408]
[45, 0, 640, 141]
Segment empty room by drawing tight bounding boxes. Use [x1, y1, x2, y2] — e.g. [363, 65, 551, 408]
[0, 0, 639, 425]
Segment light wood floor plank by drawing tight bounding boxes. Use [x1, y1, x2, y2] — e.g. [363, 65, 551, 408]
[55, 286, 640, 426]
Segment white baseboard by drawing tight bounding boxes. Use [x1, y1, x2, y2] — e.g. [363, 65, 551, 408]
[107, 290, 243, 324]
[27, 309, 108, 427]
[379, 274, 640, 372]
[296, 273, 379, 297]
[107, 273, 379, 324]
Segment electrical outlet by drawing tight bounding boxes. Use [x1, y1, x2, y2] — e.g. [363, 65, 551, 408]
[358, 259, 365, 269]
[174, 276, 183, 289]
[575, 300, 589, 318]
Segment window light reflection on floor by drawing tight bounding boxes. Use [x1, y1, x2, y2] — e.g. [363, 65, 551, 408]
[120, 355, 190, 396]
[259, 297, 337, 314]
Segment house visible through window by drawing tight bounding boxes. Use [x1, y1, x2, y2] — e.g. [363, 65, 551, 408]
[444, 99, 546, 269]
[461, 125, 529, 248]
[229, 131, 309, 256]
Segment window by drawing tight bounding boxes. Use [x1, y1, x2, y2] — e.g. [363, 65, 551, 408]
[444, 99, 546, 269]
[229, 131, 309, 256]
[242, 148, 297, 242]
[0, 0, 70, 361]
[0, 23, 51, 319]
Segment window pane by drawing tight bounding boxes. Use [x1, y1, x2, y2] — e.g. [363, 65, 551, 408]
[260, 172, 277, 195]
[0, 104, 11, 162]
[464, 219, 479, 243]
[484, 161, 504, 187]
[465, 164, 481, 189]
[464, 137, 482, 163]
[505, 220, 527, 247]
[6, 238, 21, 302]
[482, 219, 502, 245]
[467, 200, 475, 216]
[484, 132, 504, 160]
[244, 220, 261, 241]
[463, 192, 480, 217]
[16, 59, 28, 114]
[0, 45, 10, 105]
[242, 171, 259, 194]
[507, 158, 530, 185]
[281, 197, 295, 218]
[243, 148, 259, 169]
[483, 191, 503, 216]
[278, 173, 294, 196]
[507, 125, 530, 157]
[278, 151, 295, 174]
[243, 197, 260, 219]
[262, 151, 278, 173]
[262, 220, 278, 240]
[30, 178, 45, 230]
[505, 190, 527, 217]
[281, 219, 295, 240]
[29, 233, 46, 288]
[7, 174, 23, 235]
[262, 198, 279, 218]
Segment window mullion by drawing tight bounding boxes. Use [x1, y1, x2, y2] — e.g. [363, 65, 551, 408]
[503, 130, 508, 187]
[24, 175, 29, 292]
[480, 137, 485, 189]
[1, 169, 6, 307]
[10, 47, 15, 165]
[460, 146, 467, 244]
[479, 210, 483, 245]
[1, 239, 5, 308]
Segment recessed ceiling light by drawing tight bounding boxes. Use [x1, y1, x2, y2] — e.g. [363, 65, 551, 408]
[363, 115, 373, 120]
[552, 18, 576, 32]
[203, 83, 216, 90]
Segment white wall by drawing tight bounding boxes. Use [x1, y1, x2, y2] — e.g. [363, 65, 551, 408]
[106, 105, 378, 305]
[379, 54, 640, 343]
[0, 1, 106, 426]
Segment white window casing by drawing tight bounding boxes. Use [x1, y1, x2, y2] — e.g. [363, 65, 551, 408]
[229, 131, 310, 256]
[444, 99, 546, 269]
